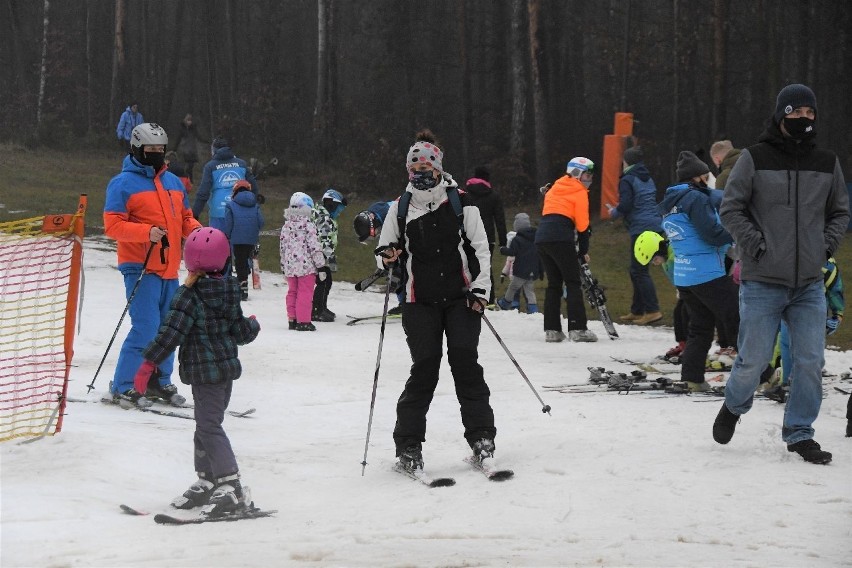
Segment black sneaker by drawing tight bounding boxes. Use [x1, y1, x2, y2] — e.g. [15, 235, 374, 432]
[787, 439, 832, 464]
[295, 322, 316, 331]
[713, 403, 739, 444]
[472, 438, 495, 461]
[397, 445, 424, 472]
[387, 305, 403, 316]
[171, 476, 215, 509]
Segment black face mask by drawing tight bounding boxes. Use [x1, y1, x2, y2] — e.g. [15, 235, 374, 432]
[782, 117, 816, 140]
[410, 170, 438, 191]
[142, 151, 166, 171]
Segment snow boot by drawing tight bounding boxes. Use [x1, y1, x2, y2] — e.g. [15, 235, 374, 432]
[526, 304, 539, 314]
[295, 322, 316, 331]
[712, 403, 740, 444]
[496, 298, 513, 311]
[288, 320, 297, 330]
[664, 341, 685, 361]
[569, 329, 598, 342]
[171, 475, 215, 509]
[787, 439, 832, 465]
[545, 330, 566, 343]
[397, 445, 424, 472]
[239, 281, 249, 301]
[312, 308, 335, 322]
[387, 304, 403, 316]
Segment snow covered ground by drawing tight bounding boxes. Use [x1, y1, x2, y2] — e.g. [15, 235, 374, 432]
[2, 240, 851, 568]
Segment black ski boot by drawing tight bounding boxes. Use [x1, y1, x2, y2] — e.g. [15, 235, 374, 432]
[472, 438, 495, 462]
[171, 474, 215, 509]
[713, 403, 739, 444]
[397, 445, 424, 472]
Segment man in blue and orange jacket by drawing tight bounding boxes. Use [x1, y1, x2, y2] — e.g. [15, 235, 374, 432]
[104, 123, 202, 407]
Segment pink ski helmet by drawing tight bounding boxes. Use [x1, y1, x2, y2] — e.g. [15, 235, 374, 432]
[184, 228, 231, 273]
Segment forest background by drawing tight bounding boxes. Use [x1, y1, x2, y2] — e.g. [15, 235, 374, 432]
[2, 0, 851, 207]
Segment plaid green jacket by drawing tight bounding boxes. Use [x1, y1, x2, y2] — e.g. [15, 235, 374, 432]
[143, 276, 260, 385]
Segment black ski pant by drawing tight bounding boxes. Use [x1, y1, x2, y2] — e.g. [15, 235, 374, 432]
[232, 244, 254, 287]
[536, 241, 587, 332]
[312, 266, 332, 312]
[677, 276, 740, 383]
[393, 299, 496, 453]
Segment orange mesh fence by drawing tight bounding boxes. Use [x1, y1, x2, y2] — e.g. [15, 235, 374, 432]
[0, 196, 86, 442]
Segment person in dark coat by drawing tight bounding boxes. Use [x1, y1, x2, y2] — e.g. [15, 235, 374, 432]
[607, 146, 663, 325]
[497, 213, 542, 313]
[221, 180, 265, 300]
[465, 166, 507, 304]
[172, 114, 206, 182]
[709, 140, 742, 190]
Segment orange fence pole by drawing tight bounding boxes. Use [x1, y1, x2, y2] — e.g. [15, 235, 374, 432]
[601, 113, 634, 218]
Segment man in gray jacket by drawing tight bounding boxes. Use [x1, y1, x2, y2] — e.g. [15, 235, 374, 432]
[713, 83, 849, 464]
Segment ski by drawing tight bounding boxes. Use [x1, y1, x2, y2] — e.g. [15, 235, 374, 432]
[354, 268, 388, 292]
[120, 504, 150, 516]
[153, 506, 277, 525]
[578, 260, 619, 339]
[463, 456, 514, 481]
[100, 396, 193, 420]
[251, 257, 261, 290]
[346, 313, 402, 326]
[148, 399, 257, 418]
[392, 463, 455, 487]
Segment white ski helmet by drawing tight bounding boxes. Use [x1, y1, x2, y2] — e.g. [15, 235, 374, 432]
[566, 156, 595, 177]
[130, 123, 168, 149]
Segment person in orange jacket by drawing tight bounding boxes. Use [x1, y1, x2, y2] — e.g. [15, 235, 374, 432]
[535, 157, 597, 343]
[103, 123, 202, 407]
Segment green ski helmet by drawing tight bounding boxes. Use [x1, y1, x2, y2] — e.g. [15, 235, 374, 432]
[634, 231, 666, 265]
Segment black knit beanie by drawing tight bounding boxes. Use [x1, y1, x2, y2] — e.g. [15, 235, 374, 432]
[474, 166, 490, 182]
[676, 151, 710, 182]
[623, 146, 643, 166]
[774, 84, 817, 123]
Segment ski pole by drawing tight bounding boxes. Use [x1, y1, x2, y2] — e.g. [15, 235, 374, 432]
[86, 241, 157, 393]
[480, 312, 552, 415]
[361, 257, 398, 475]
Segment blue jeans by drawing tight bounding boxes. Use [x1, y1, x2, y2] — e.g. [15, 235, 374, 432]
[724, 280, 826, 444]
[112, 270, 179, 394]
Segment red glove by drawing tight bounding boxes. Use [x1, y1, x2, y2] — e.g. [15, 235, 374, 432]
[134, 360, 157, 394]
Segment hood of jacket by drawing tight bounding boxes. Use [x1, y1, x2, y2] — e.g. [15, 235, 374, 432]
[464, 178, 492, 198]
[232, 190, 257, 207]
[719, 148, 741, 171]
[622, 162, 652, 182]
[658, 182, 691, 213]
[212, 146, 236, 161]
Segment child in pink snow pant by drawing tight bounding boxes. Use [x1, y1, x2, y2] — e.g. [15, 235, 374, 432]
[287, 274, 316, 323]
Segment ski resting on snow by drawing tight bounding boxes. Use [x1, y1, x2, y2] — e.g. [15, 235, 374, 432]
[392, 463, 456, 487]
[120, 504, 276, 524]
[463, 456, 514, 481]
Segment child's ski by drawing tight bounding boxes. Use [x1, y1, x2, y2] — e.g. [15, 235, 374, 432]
[463, 456, 514, 481]
[153, 507, 276, 525]
[578, 260, 619, 339]
[119, 504, 149, 516]
[251, 250, 262, 290]
[392, 463, 455, 487]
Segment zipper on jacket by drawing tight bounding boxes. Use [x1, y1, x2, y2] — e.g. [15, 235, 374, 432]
[794, 155, 799, 286]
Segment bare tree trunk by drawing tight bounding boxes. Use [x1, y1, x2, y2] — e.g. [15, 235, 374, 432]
[161, 0, 185, 121]
[509, 0, 527, 155]
[527, 0, 548, 185]
[110, 0, 126, 131]
[711, 0, 726, 137]
[670, 0, 679, 180]
[85, 0, 93, 133]
[457, 0, 472, 174]
[36, 0, 50, 134]
[326, 1, 337, 156]
[205, 3, 218, 135]
[620, 0, 632, 110]
[225, 0, 237, 111]
[313, 0, 329, 161]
